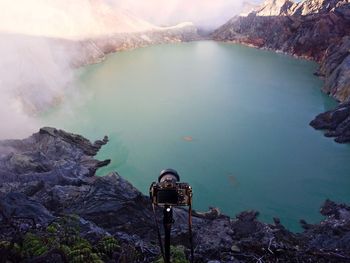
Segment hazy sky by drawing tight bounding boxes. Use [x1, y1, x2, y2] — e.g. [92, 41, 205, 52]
[0, 0, 263, 139]
[111, 0, 262, 28]
[0, 0, 263, 37]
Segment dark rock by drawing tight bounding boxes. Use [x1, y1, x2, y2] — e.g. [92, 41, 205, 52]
[320, 199, 350, 220]
[0, 127, 110, 186]
[62, 172, 159, 240]
[0, 192, 54, 225]
[1, 128, 350, 262]
[310, 102, 350, 143]
[301, 201, 350, 252]
[321, 199, 341, 217]
[96, 159, 111, 168]
[192, 207, 226, 219]
[273, 217, 281, 225]
[23, 180, 45, 196]
[300, 219, 313, 230]
[93, 136, 109, 148]
[310, 104, 350, 130]
[78, 217, 111, 242]
[232, 211, 261, 238]
[236, 210, 259, 221]
[39, 127, 102, 156]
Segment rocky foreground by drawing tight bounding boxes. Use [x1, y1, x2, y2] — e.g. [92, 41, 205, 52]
[0, 128, 350, 262]
[212, 0, 350, 143]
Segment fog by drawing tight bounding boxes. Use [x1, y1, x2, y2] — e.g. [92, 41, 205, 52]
[0, 0, 260, 139]
[111, 0, 256, 29]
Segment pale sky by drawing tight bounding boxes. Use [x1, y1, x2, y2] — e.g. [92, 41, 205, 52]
[0, 0, 263, 139]
[110, 0, 262, 28]
[0, 0, 263, 37]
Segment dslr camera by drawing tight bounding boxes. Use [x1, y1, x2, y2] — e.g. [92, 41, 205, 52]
[149, 169, 192, 206]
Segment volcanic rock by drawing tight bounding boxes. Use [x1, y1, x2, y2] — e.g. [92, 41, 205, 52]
[0, 192, 54, 226]
[212, 0, 350, 143]
[0, 128, 350, 262]
[310, 101, 350, 143]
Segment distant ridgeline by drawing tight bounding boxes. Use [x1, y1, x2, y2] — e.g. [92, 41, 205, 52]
[0, 127, 350, 262]
[212, 0, 350, 143]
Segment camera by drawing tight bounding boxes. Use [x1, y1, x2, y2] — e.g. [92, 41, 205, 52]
[149, 168, 192, 206]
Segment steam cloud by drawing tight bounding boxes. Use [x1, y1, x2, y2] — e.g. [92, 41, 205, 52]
[0, 0, 259, 139]
[111, 0, 258, 28]
[0, 34, 75, 139]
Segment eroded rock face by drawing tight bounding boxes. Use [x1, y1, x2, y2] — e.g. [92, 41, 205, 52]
[213, 0, 350, 61]
[0, 127, 110, 187]
[0, 192, 54, 225]
[320, 36, 350, 102]
[0, 128, 350, 262]
[310, 101, 350, 143]
[212, 0, 350, 143]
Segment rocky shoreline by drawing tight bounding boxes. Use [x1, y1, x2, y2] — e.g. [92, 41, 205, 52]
[211, 0, 350, 143]
[310, 101, 350, 143]
[1, 128, 350, 262]
[70, 23, 200, 67]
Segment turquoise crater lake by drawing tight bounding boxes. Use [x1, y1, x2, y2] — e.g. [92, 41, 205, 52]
[42, 41, 350, 231]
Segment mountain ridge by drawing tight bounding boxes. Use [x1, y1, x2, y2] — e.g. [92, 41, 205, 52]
[212, 0, 350, 143]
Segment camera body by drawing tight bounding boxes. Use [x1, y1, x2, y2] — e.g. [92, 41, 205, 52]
[149, 169, 192, 206]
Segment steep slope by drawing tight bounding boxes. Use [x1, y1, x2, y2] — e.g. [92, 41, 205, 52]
[212, 0, 350, 143]
[253, 0, 294, 16]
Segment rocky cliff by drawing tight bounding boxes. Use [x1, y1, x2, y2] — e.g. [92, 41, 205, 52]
[1, 128, 350, 262]
[212, 0, 350, 143]
[71, 22, 199, 67]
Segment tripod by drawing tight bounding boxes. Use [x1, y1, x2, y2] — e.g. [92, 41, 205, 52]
[163, 206, 174, 263]
[150, 169, 194, 263]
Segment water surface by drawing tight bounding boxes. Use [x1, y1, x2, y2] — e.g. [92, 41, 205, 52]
[42, 41, 350, 231]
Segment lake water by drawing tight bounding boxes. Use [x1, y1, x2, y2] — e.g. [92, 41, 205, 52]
[42, 41, 350, 231]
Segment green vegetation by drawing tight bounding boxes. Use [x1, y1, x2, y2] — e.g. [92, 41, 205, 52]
[22, 232, 49, 257]
[1, 215, 188, 262]
[0, 215, 121, 263]
[154, 246, 189, 263]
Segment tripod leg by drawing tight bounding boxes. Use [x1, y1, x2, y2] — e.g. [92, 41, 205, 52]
[163, 207, 173, 263]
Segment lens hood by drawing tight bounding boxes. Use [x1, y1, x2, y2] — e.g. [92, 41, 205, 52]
[158, 168, 180, 182]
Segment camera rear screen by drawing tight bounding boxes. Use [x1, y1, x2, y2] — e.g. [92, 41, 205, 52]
[157, 189, 178, 204]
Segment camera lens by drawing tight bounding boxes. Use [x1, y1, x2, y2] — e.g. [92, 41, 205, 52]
[158, 168, 180, 183]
